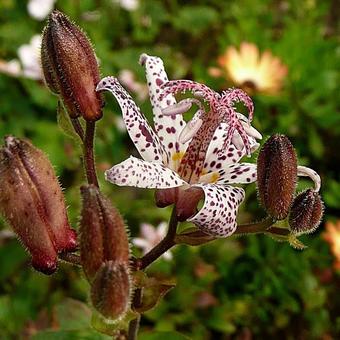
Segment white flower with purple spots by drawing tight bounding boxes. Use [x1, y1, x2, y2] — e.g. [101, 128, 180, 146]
[96, 54, 263, 237]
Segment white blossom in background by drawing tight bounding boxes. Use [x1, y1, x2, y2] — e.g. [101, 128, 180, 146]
[0, 35, 43, 80]
[113, 0, 139, 11]
[0, 59, 21, 77]
[118, 69, 148, 101]
[133, 222, 173, 260]
[17, 35, 43, 80]
[28, 0, 57, 21]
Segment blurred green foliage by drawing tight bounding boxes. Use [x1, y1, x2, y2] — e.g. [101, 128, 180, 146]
[0, 0, 339, 339]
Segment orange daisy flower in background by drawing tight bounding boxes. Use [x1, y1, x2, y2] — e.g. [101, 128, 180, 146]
[322, 220, 340, 270]
[209, 42, 288, 95]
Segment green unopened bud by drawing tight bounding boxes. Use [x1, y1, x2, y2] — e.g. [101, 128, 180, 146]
[0, 136, 77, 274]
[90, 261, 131, 321]
[289, 189, 324, 235]
[257, 134, 297, 220]
[79, 185, 130, 281]
[176, 187, 204, 222]
[41, 10, 103, 121]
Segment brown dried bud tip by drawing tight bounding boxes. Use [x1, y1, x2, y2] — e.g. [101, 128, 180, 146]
[41, 10, 103, 121]
[90, 261, 130, 321]
[289, 189, 323, 235]
[176, 187, 204, 222]
[257, 134, 297, 220]
[0, 136, 77, 274]
[79, 185, 130, 282]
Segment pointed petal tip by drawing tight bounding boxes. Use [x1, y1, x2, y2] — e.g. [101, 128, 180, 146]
[96, 76, 118, 92]
[139, 53, 149, 66]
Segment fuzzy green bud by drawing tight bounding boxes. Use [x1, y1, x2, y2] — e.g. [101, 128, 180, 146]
[289, 189, 324, 235]
[257, 134, 297, 220]
[41, 10, 103, 121]
[0, 136, 77, 274]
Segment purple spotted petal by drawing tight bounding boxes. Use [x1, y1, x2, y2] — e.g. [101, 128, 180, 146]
[140, 54, 187, 166]
[105, 156, 187, 189]
[203, 123, 259, 173]
[199, 163, 257, 185]
[97, 77, 165, 163]
[188, 184, 245, 237]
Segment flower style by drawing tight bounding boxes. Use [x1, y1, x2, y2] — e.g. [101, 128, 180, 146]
[97, 54, 262, 237]
[210, 42, 288, 95]
[323, 220, 340, 270]
[133, 222, 172, 260]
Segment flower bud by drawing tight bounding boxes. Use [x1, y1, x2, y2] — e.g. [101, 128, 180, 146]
[289, 189, 324, 235]
[0, 136, 77, 274]
[176, 187, 204, 222]
[90, 261, 130, 321]
[257, 134, 297, 220]
[79, 185, 130, 281]
[41, 10, 103, 121]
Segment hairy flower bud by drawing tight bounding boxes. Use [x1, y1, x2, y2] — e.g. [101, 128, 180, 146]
[41, 10, 103, 121]
[90, 261, 130, 321]
[176, 187, 204, 222]
[0, 136, 77, 274]
[257, 134, 297, 220]
[289, 189, 324, 235]
[79, 185, 130, 281]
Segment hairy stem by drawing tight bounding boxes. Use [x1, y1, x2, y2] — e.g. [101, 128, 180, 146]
[136, 207, 178, 271]
[234, 216, 275, 235]
[128, 288, 142, 340]
[84, 121, 99, 187]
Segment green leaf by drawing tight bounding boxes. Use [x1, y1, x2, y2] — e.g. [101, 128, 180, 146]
[55, 299, 92, 331]
[91, 309, 138, 336]
[32, 329, 110, 340]
[139, 331, 190, 340]
[57, 101, 83, 143]
[132, 271, 175, 313]
[172, 6, 218, 35]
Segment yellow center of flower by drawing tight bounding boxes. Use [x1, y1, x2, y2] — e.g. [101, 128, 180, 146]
[172, 151, 185, 162]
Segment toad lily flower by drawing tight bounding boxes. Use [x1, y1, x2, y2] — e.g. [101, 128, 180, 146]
[96, 54, 262, 237]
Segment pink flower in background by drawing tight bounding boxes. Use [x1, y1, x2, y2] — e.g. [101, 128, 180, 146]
[133, 222, 172, 260]
[210, 42, 288, 95]
[118, 69, 148, 101]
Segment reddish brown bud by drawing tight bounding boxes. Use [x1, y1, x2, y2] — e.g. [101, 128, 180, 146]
[90, 261, 131, 321]
[0, 136, 77, 274]
[41, 10, 103, 121]
[154, 188, 177, 208]
[289, 189, 324, 235]
[176, 187, 204, 222]
[79, 185, 130, 281]
[257, 134, 297, 220]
